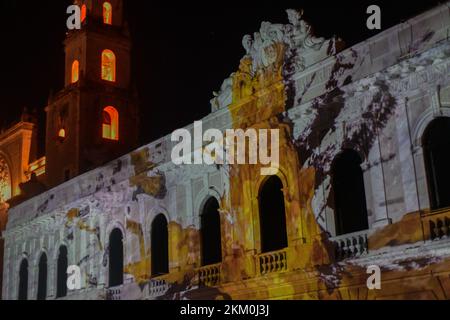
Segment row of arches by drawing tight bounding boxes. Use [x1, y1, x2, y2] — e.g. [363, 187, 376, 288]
[16, 117, 450, 298]
[71, 49, 116, 84]
[18, 246, 68, 300]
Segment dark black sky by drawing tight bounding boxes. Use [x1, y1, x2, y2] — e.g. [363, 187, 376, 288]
[0, 0, 444, 155]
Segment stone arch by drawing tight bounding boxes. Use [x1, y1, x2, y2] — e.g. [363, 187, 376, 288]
[150, 214, 169, 276]
[422, 117, 450, 210]
[36, 251, 48, 300]
[200, 197, 222, 266]
[194, 187, 222, 226]
[330, 149, 369, 236]
[55, 244, 69, 299]
[412, 108, 450, 148]
[253, 167, 290, 253]
[257, 175, 289, 253]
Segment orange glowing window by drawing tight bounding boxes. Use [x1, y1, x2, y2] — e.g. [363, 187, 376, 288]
[102, 106, 119, 141]
[101, 50, 116, 82]
[58, 128, 66, 139]
[71, 60, 79, 83]
[81, 4, 87, 22]
[103, 2, 112, 25]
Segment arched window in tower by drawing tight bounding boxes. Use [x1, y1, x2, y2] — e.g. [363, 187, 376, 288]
[0, 156, 11, 202]
[109, 228, 124, 287]
[71, 60, 79, 84]
[101, 49, 116, 82]
[331, 149, 369, 236]
[56, 246, 68, 298]
[102, 106, 119, 141]
[18, 259, 28, 300]
[81, 4, 87, 22]
[37, 253, 48, 300]
[259, 176, 288, 253]
[423, 117, 450, 210]
[151, 214, 169, 276]
[103, 2, 113, 25]
[58, 128, 66, 140]
[200, 197, 222, 266]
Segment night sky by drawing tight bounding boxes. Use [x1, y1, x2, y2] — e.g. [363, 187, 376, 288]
[0, 0, 443, 156]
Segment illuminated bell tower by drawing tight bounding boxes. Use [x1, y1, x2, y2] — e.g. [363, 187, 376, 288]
[45, 0, 139, 188]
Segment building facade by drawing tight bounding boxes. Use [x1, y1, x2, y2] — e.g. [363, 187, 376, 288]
[2, 2, 450, 300]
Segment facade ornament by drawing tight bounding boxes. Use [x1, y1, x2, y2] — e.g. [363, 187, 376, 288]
[211, 9, 333, 111]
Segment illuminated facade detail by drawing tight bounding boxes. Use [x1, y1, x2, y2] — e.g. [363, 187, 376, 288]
[101, 49, 116, 82]
[3, 3, 450, 301]
[103, 2, 112, 25]
[81, 4, 87, 22]
[28, 157, 46, 178]
[102, 106, 119, 141]
[71, 60, 79, 83]
[0, 157, 11, 202]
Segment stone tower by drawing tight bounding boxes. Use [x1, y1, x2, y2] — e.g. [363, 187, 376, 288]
[45, 0, 139, 188]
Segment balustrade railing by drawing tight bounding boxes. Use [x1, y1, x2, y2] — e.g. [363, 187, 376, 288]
[148, 278, 169, 298]
[330, 230, 369, 261]
[198, 263, 221, 287]
[422, 208, 450, 241]
[257, 249, 288, 275]
[106, 285, 123, 300]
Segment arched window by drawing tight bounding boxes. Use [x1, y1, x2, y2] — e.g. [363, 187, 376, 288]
[102, 106, 119, 141]
[259, 176, 288, 253]
[71, 60, 79, 84]
[81, 4, 87, 22]
[331, 149, 369, 236]
[423, 117, 450, 210]
[58, 128, 66, 139]
[56, 246, 68, 298]
[37, 253, 48, 300]
[109, 228, 123, 287]
[103, 2, 112, 25]
[151, 214, 169, 276]
[18, 259, 28, 300]
[0, 156, 11, 202]
[101, 49, 116, 82]
[200, 198, 222, 266]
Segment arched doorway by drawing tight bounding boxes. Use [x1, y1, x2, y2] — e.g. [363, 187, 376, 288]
[200, 198, 222, 266]
[56, 246, 68, 298]
[331, 149, 369, 235]
[37, 253, 48, 300]
[423, 117, 450, 210]
[109, 228, 124, 287]
[151, 214, 169, 276]
[18, 259, 28, 300]
[259, 176, 288, 253]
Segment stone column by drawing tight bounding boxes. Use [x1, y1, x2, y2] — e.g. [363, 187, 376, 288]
[366, 137, 392, 229]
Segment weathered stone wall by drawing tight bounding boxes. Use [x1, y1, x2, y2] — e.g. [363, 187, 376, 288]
[2, 2, 450, 300]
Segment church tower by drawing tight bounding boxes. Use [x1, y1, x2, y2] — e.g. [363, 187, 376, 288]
[45, 0, 139, 188]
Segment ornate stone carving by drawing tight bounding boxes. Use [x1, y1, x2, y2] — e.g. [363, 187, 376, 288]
[211, 9, 334, 111]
